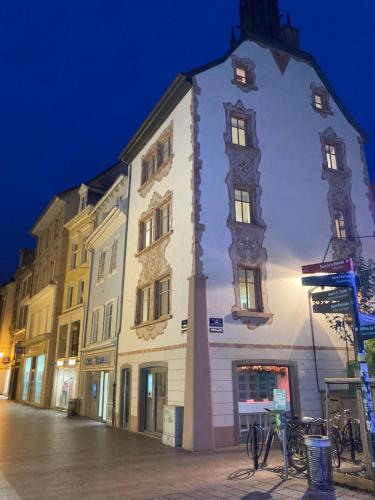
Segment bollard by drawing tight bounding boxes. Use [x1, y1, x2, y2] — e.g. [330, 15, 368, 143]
[304, 435, 333, 492]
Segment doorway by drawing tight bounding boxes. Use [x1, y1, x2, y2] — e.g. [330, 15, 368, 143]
[120, 368, 131, 429]
[87, 371, 109, 422]
[142, 367, 167, 435]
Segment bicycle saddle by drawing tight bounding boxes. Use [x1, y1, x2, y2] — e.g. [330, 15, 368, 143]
[302, 417, 315, 423]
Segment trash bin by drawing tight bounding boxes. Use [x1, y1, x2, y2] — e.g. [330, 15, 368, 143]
[67, 399, 78, 417]
[304, 435, 333, 492]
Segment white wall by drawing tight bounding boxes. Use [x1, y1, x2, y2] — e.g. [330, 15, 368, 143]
[195, 40, 374, 429]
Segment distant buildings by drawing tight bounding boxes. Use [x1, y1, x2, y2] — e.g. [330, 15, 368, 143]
[1, 0, 374, 451]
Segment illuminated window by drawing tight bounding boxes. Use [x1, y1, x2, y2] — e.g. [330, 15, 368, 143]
[314, 92, 323, 110]
[156, 277, 171, 319]
[235, 65, 248, 84]
[239, 268, 261, 311]
[235, 189, 252, 224]
[325, 144, 339, 170]
[334, 210, 347, 239]
[231, 116, 247, 146]
[238, 370, 277, 402]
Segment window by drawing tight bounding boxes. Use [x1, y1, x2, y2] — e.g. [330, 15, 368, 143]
[69, 321, 80, 357]
[156, 277, 171, 319]
[231, 116, 247, 146]
[103, 303, 113, 340]
[97, 250, 106, 281]
[91, 310, 100, 343]
[141, 156, 156, 184]
[314, 92, 324, 110]
[140, 217, 153, 250]
[66, 284, 74, 309]
[77, 280, 85, 304]
[238, 370, 277, 402]
[139, 287, 150, 324]
[109, 240, 118, 274]
[57, 325, 68, 358]
[81, 236, 88, 264]
[325, 144, 339, 170]
[239, 268, 261, 311]
[157, 203, 171, 238]
[235, 189, 252, 224]
[70, 243, 78, 269]
[157, 136, 172, 167]
[235, 64, 248, 84]
[334, 210, 347, 239]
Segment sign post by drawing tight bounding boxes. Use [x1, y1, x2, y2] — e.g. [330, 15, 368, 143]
[301, 258, 375, 473]
[273, 389, 288, 480]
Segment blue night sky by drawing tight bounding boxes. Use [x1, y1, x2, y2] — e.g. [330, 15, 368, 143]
[0, 0, 374, 282]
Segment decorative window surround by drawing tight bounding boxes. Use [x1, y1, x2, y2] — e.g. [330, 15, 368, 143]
[134, 192, 173, 340]
[138, 122, 174, 198]
[231, 55, 257, 93]
[224, 100, 272, 330]
[320, 127, 362, 260]
[358, 136, 375, 228]
[310, 83, 332, 117]
[137, 191, 173, 254]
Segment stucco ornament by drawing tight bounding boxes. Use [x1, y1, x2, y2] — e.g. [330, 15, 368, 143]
[224, 100, 272, 330]
[320, 127, 362, 261]
[358, 136, 375, 227]
[135, 191, 172, 341]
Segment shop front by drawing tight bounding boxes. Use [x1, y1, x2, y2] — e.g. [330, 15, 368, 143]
[80, 349, 115, 424]
[20, 339, 50, 407]
[233, 361, 299, 442]
[139, 365, 168, 436]
[54, 359, 79, 410]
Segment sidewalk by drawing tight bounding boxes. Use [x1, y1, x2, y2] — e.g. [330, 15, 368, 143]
[0, 400, 372, 499]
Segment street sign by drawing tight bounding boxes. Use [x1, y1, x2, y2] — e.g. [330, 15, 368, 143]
[360, 313, 375, 326]
[181, 320, 188, 333]
[313, 300, 353, 314]
[355, 324, 375, 339]
[209, 317, 223, 333]
[312, 288, 352, 302]
[301, 273, 359, 288]
[302, 258, 354, 275]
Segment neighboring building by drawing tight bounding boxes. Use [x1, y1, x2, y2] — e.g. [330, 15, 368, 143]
[80, 169, 128, 423]
[115, 0, 375, 450]
[8, 249, 34, 400]
[0, 279, 16, 396]
[53, 163, 126, 412]
[20, 188, 80, 408]
[53, 199, 93, 411]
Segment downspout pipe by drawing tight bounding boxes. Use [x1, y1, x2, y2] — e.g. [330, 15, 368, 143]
[112, 162, 131, 428]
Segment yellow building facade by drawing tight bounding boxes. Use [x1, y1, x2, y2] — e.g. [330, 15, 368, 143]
[52, 203, 93, 411]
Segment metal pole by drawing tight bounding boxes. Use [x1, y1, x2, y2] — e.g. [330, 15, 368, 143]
[281, 412, 289, 480]
[349, 262, 375, 473]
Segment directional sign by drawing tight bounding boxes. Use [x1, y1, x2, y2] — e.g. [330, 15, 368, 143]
[312, 288, 352, 302]
[360, 313, 375, 326]
[302, 258, 354, 275]
[313, 300, 353, 314]
[301, 273, 359, 288]
[356, 324, 375, 340]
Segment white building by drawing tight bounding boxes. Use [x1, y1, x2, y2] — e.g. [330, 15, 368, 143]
[112, 0, 375, 449]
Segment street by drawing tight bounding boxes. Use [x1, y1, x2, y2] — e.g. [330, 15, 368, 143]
[0, 400, 372, 500]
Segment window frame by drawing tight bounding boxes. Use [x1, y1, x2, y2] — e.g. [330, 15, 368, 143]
[230, 115, 247, 147]
[324, 143, 340, 171]
[70, 243, 79, 270]
[91, 309, 100, 344]
[238, 267, 262, 312]
[155, 276, 171, 320]
[66, 284, 74, 309]
[334, 209, 347, 239]
[109, 239, 119, 274]
[103, 302, 114, 340]
[234, 188, 253, 224]
[97, 250, 107, 282]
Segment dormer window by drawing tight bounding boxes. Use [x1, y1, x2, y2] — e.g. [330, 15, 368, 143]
[235, 65, 248, 85]
[311, 84, 332, 116]
[231, 56, 257, 92]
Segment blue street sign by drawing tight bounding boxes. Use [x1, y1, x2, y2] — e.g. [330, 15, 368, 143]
[360, 313, 375, 326]
[209, 317, 223, 333]
[355, 324, 375, 340]
[301, 273, 359, 288]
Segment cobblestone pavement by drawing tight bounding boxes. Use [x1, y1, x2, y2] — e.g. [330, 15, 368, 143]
[0, 400, 372, 500]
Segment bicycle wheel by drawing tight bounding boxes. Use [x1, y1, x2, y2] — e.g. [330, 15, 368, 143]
[353, 422, 363, 453]
[331, 426, 343, 455]
[288, 430, 307, 473]
[330, 435, 341, 469]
